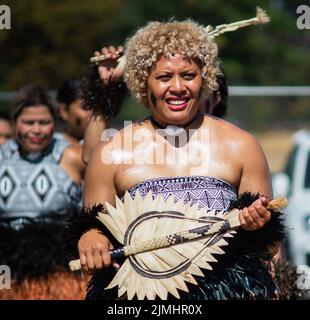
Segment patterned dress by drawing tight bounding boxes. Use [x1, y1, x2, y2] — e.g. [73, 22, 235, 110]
[0, 138, 86, 300]
[0, 138, 81, 223]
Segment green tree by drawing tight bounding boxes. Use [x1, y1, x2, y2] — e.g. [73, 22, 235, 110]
[0, 0, 309, 89]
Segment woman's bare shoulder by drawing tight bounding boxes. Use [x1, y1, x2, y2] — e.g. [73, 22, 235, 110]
[209, 116, 258, 142]
[62, 143, 83, 164]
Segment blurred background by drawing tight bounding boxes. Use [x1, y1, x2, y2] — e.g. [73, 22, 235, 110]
[1, 0, 309, 171]
[1, 0, 310, 269]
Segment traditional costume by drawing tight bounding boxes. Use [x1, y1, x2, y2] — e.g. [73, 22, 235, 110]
[0, 137, 87, 299]
[64, 8, 295, 300]
[65, 176, 285, 300]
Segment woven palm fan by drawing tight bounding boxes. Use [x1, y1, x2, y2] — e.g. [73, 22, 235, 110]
[69, 191, 287, 300]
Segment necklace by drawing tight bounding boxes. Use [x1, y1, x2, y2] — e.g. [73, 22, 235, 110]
[150, 113, 201, 137]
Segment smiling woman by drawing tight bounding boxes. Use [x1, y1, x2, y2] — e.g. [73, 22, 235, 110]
[0, 84, 87, 299]
[14, 106, 54, 155]
[65, 20, 285, 300]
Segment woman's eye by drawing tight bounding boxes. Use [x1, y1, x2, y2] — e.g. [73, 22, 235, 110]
[23, 121, 34, 125]
[157, 75, 170, 81]
[183, 73, 196, 80]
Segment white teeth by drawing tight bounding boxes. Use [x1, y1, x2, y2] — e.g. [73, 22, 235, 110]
[167, 100, 186, 105]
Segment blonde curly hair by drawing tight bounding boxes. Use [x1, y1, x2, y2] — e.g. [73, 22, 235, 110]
[124, 20, 220, 106]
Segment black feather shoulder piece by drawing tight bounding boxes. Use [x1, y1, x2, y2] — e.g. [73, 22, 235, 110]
[80, 65, 128, 119]
[228, 191, 286, 259]
[63, 205, 121, 261]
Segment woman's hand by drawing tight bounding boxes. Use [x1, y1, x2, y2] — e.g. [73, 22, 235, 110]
[239, 197, 271, 231]
[78, 228, 119, 272]
[94, 46, 124, 86]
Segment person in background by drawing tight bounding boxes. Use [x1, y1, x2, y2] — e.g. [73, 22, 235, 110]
[0, 111, 13, 144]
[199, 68, 228, 118]
[56, 78, 91, 144]
[0, 84, 86, 299]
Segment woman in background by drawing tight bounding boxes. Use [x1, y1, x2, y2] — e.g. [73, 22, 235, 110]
[0, 84, 86, 299]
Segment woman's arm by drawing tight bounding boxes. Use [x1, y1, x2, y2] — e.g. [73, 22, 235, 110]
[79, 142, 119, 272]
[238, 133, 273, 231]
[60, 144, 86, 184]
[82, 114, 108, 164]
[81, 46, 126, 164]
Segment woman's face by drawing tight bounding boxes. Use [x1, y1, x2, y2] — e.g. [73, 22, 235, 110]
[147, 54, 203, 126]
[60, 99, 91, 140]
[15, 105, 54, 153]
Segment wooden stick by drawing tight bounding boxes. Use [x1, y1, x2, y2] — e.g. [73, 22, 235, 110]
[207, 7, 270, 38]
[90, 53, 126, 67]
[89, 7, 270, 66]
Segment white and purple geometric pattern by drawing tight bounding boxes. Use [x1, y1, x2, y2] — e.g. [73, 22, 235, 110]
[126, 176, 237, 211]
